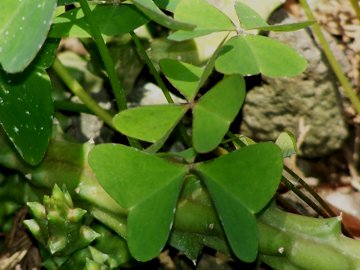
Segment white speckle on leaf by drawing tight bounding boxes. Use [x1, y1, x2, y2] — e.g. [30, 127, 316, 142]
[25, 110, 30, 115]
[40, 126, 44, 130]
[278, 247, 285, 254]
[19, 26, 23, 30]
[208, 223, 214, 230]
[14, 126, 19, 134]
[22, 16, 26, 21]
[37, 3, 41, 8]
[5, 31, 8, 36]
[43, 20, 47, 25]
[0, 98, 3, 104]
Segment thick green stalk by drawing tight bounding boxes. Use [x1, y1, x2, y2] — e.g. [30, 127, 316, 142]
[78, 0, 127, 112]
[299, 0, 360, 115]
[52, 58, 114, 129]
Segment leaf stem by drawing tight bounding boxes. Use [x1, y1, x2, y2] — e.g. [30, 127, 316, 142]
[78, 0, 127, 111]
[52, 58, 115, 129]
[130, 31, 173, 103]
[130, 31, 192, 147]
[299, 0, 360, 115]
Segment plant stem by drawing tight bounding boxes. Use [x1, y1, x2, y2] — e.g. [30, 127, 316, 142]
[280, 177, 329, 217]
[78, 0, 127, 111]
[54, 101, 93, 114]
[130, 31, 192, 147]
[130, 31, 174, 104]
[299, 0, 360, 115]
[52, 58, 115, 129]
[284, 166, 336, 217]
[349, 0, 360, 21]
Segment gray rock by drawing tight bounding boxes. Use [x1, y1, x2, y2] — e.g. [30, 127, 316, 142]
[240, 12, 349, 158]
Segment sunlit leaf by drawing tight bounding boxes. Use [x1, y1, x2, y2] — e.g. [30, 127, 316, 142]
[235, 2, 314, 32]
[0, 0, 57, 73]
[215, 35, 307, 77]
[193, 75, 246, 153]
[0, 69, 53, 165]
[197, 143, 283, 261]
[168, 0, 235, 41]
[89, 144, 188, 261]
[275, 131, 297, 158]
[113, 104, 188, 143]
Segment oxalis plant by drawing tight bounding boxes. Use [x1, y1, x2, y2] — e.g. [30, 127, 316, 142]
[1, 0, 360, 269]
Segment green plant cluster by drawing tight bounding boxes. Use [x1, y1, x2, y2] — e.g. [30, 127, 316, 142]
[0, 0, 360, 269]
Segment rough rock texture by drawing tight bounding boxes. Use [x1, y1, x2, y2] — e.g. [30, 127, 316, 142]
[240, 11, 349, 158]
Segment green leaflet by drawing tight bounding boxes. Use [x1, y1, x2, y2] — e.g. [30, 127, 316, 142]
[215, 35, 307, 77]
[0, 69, 53, 165]
[168, 0, 235, 41]
[235, 1, 314, 31]
[113, 104, 188, 143]
[0, 0, 57, 73]
[89, 144, 188, 261]
[197, 142, 283, 261]
[130, 0, 194, 31]
[49, 5, 150, 38]
[159, 59, 203, 101]
[193, 75, 246, 153]
[275, 131, 298, 158]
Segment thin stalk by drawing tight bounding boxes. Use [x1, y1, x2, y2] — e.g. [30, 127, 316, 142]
[54, 100, 94, 114]
[78, 0, 127, 111]
[52, 58, 114, 129]
[130, 31, 192, 147]
[349, 0, 360, 21]
[130, 31, 173, 103]
[284, 166, 336, 217]
[299, 0, 360, 115]
[280, 177, 329, 217]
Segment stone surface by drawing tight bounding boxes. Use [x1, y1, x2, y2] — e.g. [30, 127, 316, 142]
[240, 11, 349, 158]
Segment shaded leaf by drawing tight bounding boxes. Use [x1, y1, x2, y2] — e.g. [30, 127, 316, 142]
[197, 143, 283, 261]
[49, 5, 149, 38]
[0, 69, 53, 165]
[89, 144, 188, 260]
[113, 104, 188, 143]
[131, 0, 194, 30]
[168, 0, 235, 41]
[193, 75, 246, 153]
[215, 35, 307, 77]
[0, 0, 57, 73]
[160, 59, 203, 101]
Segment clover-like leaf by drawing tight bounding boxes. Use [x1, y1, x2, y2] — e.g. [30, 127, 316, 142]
[0, 69, 53, 165]
[131, 0, 194, 31]
[113, 104, 188, 144]
[197, 142, 283, 261]
[275, 131, 298, 158]
[168, 0, 236, 41]
[0, 0, 57, 73]
[50, 5, 150, 38]
[235, 1, 314, 32]
[89, 144, 188, 261]
[215, 35, 307, 77]
[193, 75, 246, 153]
[160, 59, 203, 101]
